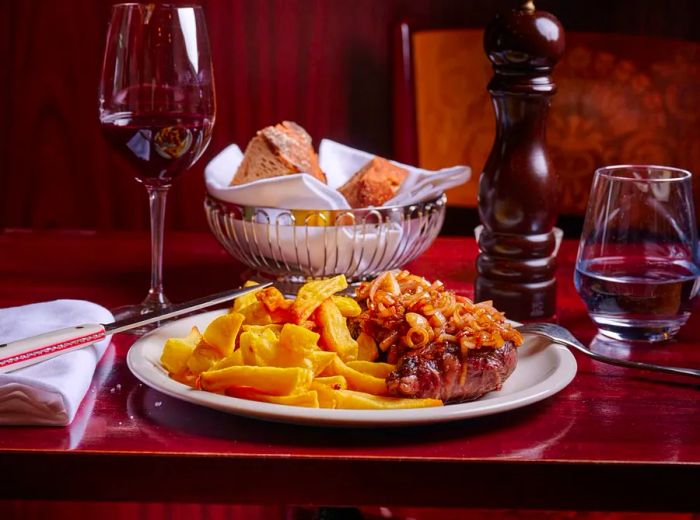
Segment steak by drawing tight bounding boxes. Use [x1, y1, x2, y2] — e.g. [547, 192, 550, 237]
[385, 341, 517, 403]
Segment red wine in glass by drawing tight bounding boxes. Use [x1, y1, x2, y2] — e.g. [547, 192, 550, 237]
[99, 4, 216, 325]
[101, 112, 214, 185]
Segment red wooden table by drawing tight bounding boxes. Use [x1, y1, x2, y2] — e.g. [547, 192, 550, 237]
[0, 230, 698, 511]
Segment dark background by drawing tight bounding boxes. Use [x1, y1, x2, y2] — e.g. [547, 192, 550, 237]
[1, 0, 698, 232]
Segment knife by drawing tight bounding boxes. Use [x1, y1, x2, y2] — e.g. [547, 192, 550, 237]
[0, 282, 271, 374]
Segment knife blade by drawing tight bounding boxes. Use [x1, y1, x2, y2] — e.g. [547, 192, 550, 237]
[0, 282, 271, 374]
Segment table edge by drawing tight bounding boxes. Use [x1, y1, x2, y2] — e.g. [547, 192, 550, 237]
[2, 451, 698, 510]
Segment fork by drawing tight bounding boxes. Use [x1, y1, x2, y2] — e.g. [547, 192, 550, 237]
[517, 322, 700, 378]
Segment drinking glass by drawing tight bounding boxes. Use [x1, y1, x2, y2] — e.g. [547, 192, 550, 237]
[575, 165, 700, 342]
[99, 3, 215, 319]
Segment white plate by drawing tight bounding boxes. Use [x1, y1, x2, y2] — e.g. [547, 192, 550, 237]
[127, 310, 577, 427]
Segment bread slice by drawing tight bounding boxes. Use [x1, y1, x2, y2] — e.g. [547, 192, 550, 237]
[231, 121, 326, 185]
[338, 157, 409, 208]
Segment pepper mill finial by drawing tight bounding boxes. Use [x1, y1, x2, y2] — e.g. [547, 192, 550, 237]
[475, 3, 565, 320]
[521, 0, 535, 12]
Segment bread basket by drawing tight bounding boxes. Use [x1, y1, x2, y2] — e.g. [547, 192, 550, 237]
[204, 193, 446, 287]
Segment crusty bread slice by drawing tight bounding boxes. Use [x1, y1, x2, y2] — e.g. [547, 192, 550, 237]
[231, 121, 326, 185]
[338, 157, 409, 208]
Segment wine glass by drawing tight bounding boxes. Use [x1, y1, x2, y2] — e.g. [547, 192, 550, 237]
[574, 165, 700, 342]
[99, 3, 215, 321]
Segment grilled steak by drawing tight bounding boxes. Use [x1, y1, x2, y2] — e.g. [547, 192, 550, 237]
[386, 341, 517, 402]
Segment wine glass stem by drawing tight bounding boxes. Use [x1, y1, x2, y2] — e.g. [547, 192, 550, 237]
[144, 185, 170, 310]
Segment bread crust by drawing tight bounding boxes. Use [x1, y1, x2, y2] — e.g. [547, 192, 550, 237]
[232, 121, 326, 185]
[338, 157, 409, 208]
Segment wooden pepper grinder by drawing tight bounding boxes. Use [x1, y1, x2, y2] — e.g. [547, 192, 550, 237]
[475, 0, 565, 320]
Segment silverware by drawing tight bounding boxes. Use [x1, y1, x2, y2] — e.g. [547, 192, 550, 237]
[0, 283, 271, 374]
[517, 322, 700, 378]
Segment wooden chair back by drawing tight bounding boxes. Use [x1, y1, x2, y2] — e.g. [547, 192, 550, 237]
[394, 24, 700, 216]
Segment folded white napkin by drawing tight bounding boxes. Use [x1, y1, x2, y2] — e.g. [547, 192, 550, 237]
[205, 139, 470, 209]
[0, 300, 113, 426]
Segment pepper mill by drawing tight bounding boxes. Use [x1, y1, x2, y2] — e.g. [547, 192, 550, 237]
[475, 0, 565, 320]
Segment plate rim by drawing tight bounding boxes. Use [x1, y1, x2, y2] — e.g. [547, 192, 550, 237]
[126, 310, 577, 427]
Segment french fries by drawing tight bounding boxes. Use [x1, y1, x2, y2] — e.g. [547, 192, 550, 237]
[331, 295, 362, 317]
[356, 331, 379, 361]
[232, 280, 263, 312]
[331, 390, 441, 410]
[160, 275, 443, 410]
[227, 387, 321, 407]
[256, 287, 295, 323]
[316, 299, 358, 362]
[200, 365, 314, 395]
[236, 301, 273, 325]
[291, 276, 348, 323]
[346, 360, 395, 379]
[161, 326, 201, 376]
[203, 313, 244, 357]
[321, 355, 387, 395]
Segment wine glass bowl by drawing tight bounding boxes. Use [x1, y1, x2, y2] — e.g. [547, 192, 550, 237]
[99, 3, 215, 320]
[574, 165, 700, 342]
[100, 112, 213, 185]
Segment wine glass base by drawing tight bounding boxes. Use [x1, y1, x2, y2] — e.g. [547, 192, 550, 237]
[110, 296, 172, 335]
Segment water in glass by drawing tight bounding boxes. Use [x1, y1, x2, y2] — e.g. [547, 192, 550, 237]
[575, 165, 700, 342]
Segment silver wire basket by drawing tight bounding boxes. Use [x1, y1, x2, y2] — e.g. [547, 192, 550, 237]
[204, 193, 446, 286]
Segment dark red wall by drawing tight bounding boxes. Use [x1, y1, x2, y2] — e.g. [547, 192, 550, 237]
[1, 0, 698, 231]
